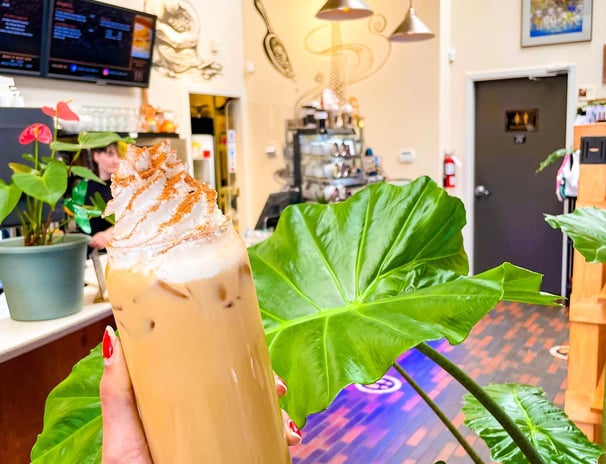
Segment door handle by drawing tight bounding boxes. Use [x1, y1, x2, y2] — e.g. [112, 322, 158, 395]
[474, 185, 491, 198]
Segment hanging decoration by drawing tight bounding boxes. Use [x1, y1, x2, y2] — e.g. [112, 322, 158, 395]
[294, 15, 391, 112]
[253, 0, 296, 80]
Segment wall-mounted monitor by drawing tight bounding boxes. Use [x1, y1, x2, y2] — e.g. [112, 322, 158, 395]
[46, 0, 156, 87]
[0, 0, 47, 76]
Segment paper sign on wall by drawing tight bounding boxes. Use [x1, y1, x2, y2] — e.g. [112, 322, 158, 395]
[227, 129, 237, 173]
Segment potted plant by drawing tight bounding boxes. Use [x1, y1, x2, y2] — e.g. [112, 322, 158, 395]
[0, 101, 131, 321]
[29, 178, 606, 463]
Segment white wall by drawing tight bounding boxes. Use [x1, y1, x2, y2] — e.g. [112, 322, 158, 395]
[444, 0, 606, 196]
[145, 0, 247, 136]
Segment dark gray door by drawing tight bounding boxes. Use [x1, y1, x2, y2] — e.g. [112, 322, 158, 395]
[474, 75, 567, 295]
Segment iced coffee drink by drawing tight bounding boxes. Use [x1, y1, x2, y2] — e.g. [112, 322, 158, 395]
[104, 143, 290, 463]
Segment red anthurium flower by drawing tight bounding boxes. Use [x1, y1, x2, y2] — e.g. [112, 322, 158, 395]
[19, 123, 53, 145]
[41, 100, 80, 121]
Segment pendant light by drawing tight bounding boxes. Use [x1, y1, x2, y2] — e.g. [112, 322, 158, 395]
[389, 0, 435, 42]
[316, 0, 374, 21]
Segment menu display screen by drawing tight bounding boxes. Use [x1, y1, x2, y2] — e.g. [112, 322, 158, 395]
[0, 0, 45, 75]
[47, 0, 155, 87]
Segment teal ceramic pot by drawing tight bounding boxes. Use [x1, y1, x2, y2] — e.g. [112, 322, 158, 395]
[0, 234, 90, 321]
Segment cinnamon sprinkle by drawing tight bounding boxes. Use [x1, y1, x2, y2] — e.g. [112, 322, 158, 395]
[195, 179, 217, 216]
[126, 171, 162, 212]
[161, 170, 186, 200]
[111, 143, 228, 250]
[159, 182, 202, 228]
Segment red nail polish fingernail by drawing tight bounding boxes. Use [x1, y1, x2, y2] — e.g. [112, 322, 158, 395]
[275, 375, 287, 393]
[288, 420, 302, 439]
[103, 326, 114, 360]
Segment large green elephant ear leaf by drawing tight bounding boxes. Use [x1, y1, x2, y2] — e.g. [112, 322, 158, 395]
[30, 345, 103, 464]
[31, 177, 559, 461]
[545, 207, 606, 263]
[249, 177, 558, 426]
[462, 383, 606, 464]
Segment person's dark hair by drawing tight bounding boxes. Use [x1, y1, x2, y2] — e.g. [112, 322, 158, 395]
[89, 142, 119, 174]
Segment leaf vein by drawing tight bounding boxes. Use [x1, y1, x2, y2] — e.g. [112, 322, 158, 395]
[299, 208, 348, 303]
[267, 327, 281, 352]
[253, 251, 323, 312]
[32, 415, 102, 461]
[375, 182, 431, 275]
[322, 314, 330, 399]
[260, 308, 287, 323]
[362, 182, 433, 297]
[355, 190, 373, 299]
[411, 205, 459, 260]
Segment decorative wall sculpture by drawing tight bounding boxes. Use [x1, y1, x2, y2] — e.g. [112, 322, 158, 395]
[253, 0, 295, 80]
[144, 0, 222, 79]
[295, 15, 391, 110]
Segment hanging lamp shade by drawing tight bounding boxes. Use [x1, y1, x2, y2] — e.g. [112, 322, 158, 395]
[316, 0, 373, 21]
[389, 3, 435, 42]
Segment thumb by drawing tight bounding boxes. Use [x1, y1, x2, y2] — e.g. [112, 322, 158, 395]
[100, 326, 152, 464]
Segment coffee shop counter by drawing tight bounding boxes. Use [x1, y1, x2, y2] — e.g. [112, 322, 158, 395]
[0, 291, 115, 464]
[0, 292, 112, 363]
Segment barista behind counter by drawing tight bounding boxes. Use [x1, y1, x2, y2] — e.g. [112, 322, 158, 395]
[81, 143, 120, 255]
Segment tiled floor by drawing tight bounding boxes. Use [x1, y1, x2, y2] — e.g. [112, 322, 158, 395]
[289, 303, 569, 463]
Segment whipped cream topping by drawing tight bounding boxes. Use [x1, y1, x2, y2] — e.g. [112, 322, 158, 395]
[105, 143, 244, 281]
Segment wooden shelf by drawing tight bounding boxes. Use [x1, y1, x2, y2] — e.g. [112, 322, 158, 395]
[573, 123, 606, 150]
[565, 123, 606, 442]
[591, 364, 604, 415]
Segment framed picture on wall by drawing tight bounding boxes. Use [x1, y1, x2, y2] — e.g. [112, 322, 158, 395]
[521, 0, 593, 47]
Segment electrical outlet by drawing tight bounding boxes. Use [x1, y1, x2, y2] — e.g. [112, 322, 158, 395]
[399, 149, 415, 163]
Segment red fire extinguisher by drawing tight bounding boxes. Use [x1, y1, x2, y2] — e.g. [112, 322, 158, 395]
[443, 152, 456, 189]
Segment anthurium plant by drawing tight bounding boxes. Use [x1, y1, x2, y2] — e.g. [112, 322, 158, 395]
[30, 178, 604, 464]
[0, 101, 131, 246]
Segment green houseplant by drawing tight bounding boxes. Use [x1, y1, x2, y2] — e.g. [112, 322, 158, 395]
[0, 101, 131, 321]
[30, 178, 605, 462]
[453, 194, 606, 462]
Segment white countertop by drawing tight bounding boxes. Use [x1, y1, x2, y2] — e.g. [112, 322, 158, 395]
[0, 292, 112, 363]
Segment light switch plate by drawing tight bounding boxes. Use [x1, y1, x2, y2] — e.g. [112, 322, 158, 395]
[399, 149, 415, 163]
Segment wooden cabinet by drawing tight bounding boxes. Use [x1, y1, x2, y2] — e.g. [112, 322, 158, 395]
[0, 315, 114, 463]
[564, 123, 606, 441]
